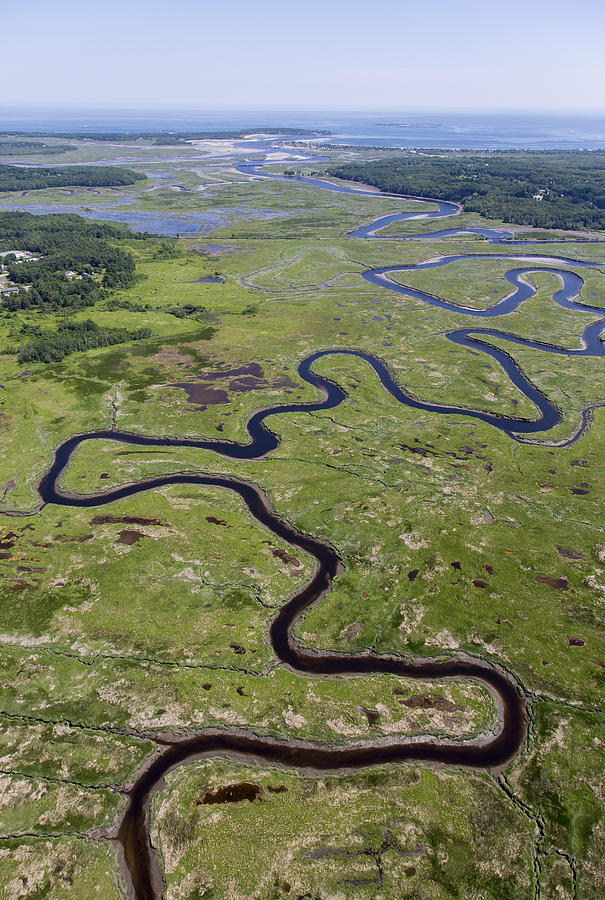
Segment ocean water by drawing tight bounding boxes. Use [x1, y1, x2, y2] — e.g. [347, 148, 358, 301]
[1, 109, 605, 150]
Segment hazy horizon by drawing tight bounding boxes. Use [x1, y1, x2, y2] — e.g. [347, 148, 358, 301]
[2, 105, 605, 116]
[3, 107, 605, 151]
[4, 0, 605, 114]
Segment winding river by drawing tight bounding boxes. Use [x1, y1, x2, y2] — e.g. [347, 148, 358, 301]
[27, 159, 605, 898]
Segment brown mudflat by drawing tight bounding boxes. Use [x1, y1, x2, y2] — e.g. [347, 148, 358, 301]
[197, 782, 263, 805]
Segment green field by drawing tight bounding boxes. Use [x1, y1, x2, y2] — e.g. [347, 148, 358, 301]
[0, 137, 604, 899]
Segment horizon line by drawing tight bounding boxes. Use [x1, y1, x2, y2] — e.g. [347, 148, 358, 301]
[1, 104, 605, 117]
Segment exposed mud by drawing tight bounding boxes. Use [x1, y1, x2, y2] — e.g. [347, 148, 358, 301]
[535, 575, 569, 589]
[196, 782, 262, 805]
[38, 449, 525, 900]
[116, 529, 145, 545]
[170, 363, 297, 410]
[20, 164, 605, 899]
[91, 514, 167, 527]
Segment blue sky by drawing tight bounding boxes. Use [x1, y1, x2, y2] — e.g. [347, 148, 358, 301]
[4, 0, 604, 111]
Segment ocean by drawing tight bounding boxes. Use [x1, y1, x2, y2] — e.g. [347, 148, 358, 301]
[1, 109, 605, 150]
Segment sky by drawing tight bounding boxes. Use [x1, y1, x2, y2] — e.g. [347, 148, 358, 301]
[3, 0, 605, 112]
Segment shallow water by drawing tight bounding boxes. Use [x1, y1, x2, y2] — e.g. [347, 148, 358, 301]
[3, 108, 605, 148]
[12, 120, 605, 900]
[0, 199, 295, 236]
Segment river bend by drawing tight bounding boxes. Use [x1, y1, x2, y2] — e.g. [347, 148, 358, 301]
[27, 158, 605, 898]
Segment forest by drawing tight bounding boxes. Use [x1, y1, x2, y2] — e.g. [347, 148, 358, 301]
[0, 164, 145, 192]
[327, 151, 605, 230]
[0, 212, 148, 311]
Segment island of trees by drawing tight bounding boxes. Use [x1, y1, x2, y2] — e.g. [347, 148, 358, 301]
[0, 141, 75, 156]
[0, 164, 145, 193]
[327, 151, 605, 231]
[15, 318, 151, 364]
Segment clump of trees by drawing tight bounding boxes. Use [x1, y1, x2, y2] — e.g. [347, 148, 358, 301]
[16, 319, 151, 364]
[0, 164, 145, 192]
[103, 298, 207, 320]
[327, 151, 605, 231]
[163, 303, 207, 319]
[0, 141, 75, 156]
[0, 212, 146, 311]
[4, 275, 107, 312]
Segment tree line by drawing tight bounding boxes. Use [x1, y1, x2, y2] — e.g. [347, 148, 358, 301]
[0, 141, 75, 157]
[327, 151, 605, 231]
[0, 164, 145, 192]
[15, 319, 151, 364]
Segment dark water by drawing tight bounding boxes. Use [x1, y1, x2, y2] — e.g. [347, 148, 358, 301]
[241, 162, 605, 250]
[30, 199, 604, 900]
[39, 246, 604, 895]
[365, 256, 605, 320]
[40, 344, 530, 897]
[14, 108, 605, 900]
[2, 108, 605, 149]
